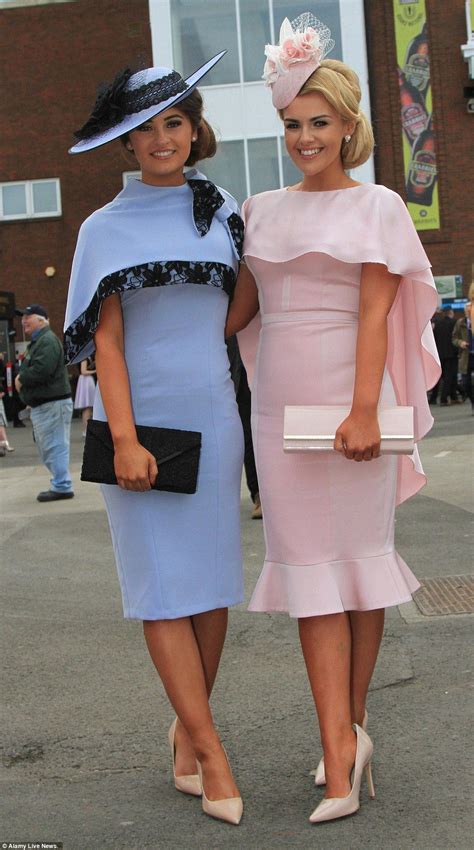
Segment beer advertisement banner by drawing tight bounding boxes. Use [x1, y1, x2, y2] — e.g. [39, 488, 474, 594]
[393, 0, 440, 231]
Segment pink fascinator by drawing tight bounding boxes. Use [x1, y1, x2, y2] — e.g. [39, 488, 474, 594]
[263, 12, 335, 109]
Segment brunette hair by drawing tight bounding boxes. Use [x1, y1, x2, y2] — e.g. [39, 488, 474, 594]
[121, 88, 217, 166]
[280, 59, 374, 169]
[178, 89, 217, 166]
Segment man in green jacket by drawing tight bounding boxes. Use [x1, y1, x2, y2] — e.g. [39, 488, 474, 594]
[15, 304, 74, 501]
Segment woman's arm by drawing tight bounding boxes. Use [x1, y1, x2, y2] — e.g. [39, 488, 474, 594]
[225, 263, 259, 338]
[94, 294, 157, 490]
[334, 262, 401, 462]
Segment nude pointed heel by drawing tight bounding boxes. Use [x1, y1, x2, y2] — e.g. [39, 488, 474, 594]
[309, 724, 374, 824]
[168, 718, 202, 797]
[312, 709, 368, 787]
[196, 759, 243, 825]
[365, 758, 376, 799]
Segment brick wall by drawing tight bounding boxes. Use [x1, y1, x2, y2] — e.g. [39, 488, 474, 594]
[365, 0, 474, 292]
[1, 0, 151, 337]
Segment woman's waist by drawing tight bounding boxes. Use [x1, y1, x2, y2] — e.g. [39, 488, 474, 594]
[261, 309, 359, 326]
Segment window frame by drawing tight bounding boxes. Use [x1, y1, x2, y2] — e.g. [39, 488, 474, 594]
[0, 178, 62, 221]
[122, 171, 142, 188]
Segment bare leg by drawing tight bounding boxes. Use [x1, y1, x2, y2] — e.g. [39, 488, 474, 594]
[173, 608, 228, 775]
[349, 609, 384, 725]
[81, 407, 92, 433]
[298, 613, 356, 798]
[143, 611, 239, 800]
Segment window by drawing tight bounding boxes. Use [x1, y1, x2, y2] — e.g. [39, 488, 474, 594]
[272, 1, 343, 61]
[171, 0, 239, 86]
[0, 179, 61, 220]
[282, 147, 301, 188]
[200, 140, 246, 206]
[170, 1, 343, 85]
[239, 0, 272, 82]
[248, 137, 280, 195]
[122, 171, 141, 188]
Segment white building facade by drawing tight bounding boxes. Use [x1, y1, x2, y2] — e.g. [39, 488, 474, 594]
[149, 0, 374, 203]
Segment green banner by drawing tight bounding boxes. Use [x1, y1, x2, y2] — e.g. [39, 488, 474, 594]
[393, 0, 440, 230]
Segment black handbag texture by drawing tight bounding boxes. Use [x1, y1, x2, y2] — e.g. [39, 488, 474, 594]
[81, 419, 201, 494]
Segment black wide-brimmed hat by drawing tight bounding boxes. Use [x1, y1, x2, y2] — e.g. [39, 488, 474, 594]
[69, 51, 226, 154]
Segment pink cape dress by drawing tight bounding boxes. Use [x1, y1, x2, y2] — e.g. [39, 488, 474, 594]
[238, 184, 441, 618]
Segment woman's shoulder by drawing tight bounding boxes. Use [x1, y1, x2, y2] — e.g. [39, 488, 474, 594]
[78, 199, 118, 237]
[244, 188, 284, 206]
[361, 183, 408, 213]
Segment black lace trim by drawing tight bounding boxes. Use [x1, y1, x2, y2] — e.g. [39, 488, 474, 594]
[64, 260, 236, 363]
[226, 212, 244, 259]
[121, 72, 188, 115]
[187, 179, 244, 257]
[74, 69, 189, 142]
[188, 179, 225, 236]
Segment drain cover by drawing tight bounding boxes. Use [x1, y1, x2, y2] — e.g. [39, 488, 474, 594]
[414, 575, 474, 616]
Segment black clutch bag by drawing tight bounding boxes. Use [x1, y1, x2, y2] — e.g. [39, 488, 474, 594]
[81, 419, 202, 494]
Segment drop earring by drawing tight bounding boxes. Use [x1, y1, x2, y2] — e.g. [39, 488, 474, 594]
[344, 135, 351, 143]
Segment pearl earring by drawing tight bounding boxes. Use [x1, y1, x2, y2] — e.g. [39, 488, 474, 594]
[344, 135, 352, 143]
[192, 136, 197, 142]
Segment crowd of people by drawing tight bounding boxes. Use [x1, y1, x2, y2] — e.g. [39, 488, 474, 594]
[430, 292, 474, 411]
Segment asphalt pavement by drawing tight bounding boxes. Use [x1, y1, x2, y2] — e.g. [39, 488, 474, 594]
[1, 403, 472, 850]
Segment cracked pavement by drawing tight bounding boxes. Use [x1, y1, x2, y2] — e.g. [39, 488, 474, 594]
[1, 405, 472, 849]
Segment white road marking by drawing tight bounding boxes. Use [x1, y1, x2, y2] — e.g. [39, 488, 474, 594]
[434, 450, 452, 458]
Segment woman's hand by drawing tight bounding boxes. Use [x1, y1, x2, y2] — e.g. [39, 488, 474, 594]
[334, 410, 381, 462]
[113, 440, 158, 491]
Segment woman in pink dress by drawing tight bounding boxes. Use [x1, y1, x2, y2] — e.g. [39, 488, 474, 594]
[226, 15, 440, 824]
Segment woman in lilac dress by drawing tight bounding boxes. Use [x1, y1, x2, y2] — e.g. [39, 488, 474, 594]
[65, 55, 244, 825]
[226, 15, 440, 824]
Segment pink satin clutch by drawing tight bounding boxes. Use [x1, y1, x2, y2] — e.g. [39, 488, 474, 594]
[283, 405, 415, 455]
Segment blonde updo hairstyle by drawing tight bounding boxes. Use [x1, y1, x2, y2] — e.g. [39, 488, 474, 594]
[282, 59, 374, 170]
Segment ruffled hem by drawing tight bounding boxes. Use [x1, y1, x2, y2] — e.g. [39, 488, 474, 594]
[247, 551, 420, 618]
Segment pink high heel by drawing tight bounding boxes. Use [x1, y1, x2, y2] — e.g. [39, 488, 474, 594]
[309, 724, 375, 824]
[168, 718, 201, 797]
[312, 709, 368, 786]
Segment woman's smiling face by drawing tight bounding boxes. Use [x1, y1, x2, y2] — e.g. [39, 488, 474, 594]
[127, 107, 195, 186]
[282, 92, 354, 184]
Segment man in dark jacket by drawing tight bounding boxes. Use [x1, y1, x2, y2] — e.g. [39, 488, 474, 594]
[15, 304, 74, 501]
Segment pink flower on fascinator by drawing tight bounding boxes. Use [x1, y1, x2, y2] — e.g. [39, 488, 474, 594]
[262, 14, 334, 92]
[281, 38, 308, 62]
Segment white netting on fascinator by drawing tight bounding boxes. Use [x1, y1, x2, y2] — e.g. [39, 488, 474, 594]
[263, 12, 335, 109]
[290, 12, 335, 56]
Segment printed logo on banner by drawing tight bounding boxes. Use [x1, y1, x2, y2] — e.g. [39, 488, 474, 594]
[393, 0, 440, 231]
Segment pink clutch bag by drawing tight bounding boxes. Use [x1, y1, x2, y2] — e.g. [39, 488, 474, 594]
[283, 405, 415, 455]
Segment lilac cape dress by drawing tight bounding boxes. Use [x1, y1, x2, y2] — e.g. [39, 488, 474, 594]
[238, 184, 441, 618]
[64, 171, 245, 620]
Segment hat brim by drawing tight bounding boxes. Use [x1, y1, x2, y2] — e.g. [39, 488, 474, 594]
[69, 51, 226, 154]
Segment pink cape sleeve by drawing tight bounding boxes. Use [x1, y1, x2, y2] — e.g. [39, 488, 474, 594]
[238, 187, 441, 506]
